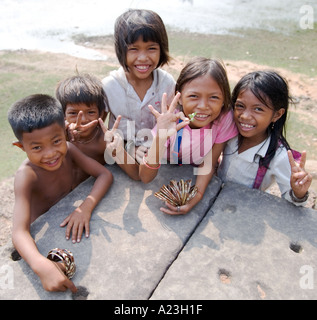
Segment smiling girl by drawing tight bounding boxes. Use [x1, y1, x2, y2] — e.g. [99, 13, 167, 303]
[102, 9, 175, 165]
[217, 70, 312, 206]
[139, 57, 238, 215]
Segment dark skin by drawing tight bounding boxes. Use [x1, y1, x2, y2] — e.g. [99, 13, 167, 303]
[12, 123, 113, 292]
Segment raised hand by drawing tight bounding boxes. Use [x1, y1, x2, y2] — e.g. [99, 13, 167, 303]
[99, 115, 123, 154]
[148, 92, 190, 139]
[288, 150, 312, 199]
[66, 111, 98, 142]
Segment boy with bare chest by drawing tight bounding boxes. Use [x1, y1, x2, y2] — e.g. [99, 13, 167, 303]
[8, 94, 113, 292]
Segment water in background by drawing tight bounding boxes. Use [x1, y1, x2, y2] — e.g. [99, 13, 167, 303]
[0, 0, 310, 60]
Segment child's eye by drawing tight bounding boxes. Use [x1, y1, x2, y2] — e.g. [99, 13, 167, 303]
[67, 111, 77, 116]
[53, 138, 62, 145]
[210, 95, 220, 100]
[234, 104, 244, 110]
[254, 107, 264, 112]
[32, 146, 41, 151]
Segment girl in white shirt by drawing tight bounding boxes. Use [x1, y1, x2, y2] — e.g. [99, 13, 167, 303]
[102, 9, 175, 164]
[218, 70, 312, 206]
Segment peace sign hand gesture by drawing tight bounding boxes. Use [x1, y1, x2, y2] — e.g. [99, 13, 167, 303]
[99, 115, 124, 156]
[65, 111, 98, 142]
[148, 92, 190, 139]
[288, 150, 312, 199]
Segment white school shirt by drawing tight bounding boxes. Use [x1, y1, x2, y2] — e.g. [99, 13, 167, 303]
[102, 67, 175, 146]
[217, 136, 306, 206]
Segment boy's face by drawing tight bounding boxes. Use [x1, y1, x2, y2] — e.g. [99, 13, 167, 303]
[125, 35, 160, 82]
[65, 103, 102, 137]
[16, 122, 68, 172]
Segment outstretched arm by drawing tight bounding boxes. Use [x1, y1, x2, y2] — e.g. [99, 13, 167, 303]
[161, 142, 225, 215]
[139, 92, 190, 183]
[60, 144, 113, 243]
[12, 171, 77, 292]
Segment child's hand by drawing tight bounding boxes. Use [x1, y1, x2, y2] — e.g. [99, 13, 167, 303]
[135, 145, 148, 164]
[159, 202, 191, 215]
[99, 116, 124, 154]
[66, 111, 98, 142]
[288, 150, 312, 199]
[60, 207, 92, 243]
[148, 92, 190, 139]
[37, 257, 77, 292]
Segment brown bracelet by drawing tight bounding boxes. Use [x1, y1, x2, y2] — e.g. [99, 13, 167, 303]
[47, 248, 76, 279]
[289, 190, 309, 203]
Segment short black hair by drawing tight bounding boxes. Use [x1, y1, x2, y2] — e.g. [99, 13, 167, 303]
[114, 9, 171, 71]
[55, 74, 108, 115]
[8, 94, 65, 141]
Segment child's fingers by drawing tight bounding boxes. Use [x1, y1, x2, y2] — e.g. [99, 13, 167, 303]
[80, 119, 98, 131]
[148, 104, 161, 118]
[161, 92, 168, 113]
[299, 150, 307, 169]
[74, 111, 83, 129]
[99, 118, 108, 134]
[65, 279, 77, 293]
[160, 202, 185, 215]
[168, 92, 181, 114]
[111, 115, 121, 132]
[287, 150, 296, 168]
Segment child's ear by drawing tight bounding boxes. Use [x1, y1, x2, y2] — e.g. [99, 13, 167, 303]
[12, 141, 24, 151]
[272, 108, 285, 123]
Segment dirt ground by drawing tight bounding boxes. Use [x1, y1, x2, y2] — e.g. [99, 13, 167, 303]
[0, 48, 316, 247]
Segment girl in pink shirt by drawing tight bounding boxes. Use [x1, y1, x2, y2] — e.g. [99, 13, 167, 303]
[140, 57, 238, 215]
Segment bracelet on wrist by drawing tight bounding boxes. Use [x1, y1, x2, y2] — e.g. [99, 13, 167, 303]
[289, 189, 309, 203]
[143, 155, 161, 170]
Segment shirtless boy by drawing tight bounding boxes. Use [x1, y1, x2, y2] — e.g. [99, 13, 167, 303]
[8, 94, 113, 292]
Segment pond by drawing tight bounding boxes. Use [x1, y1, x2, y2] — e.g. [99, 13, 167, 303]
[0, 0, 313, 60]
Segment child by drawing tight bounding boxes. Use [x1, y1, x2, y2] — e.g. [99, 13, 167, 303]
[8, 94, 113, 292]
[139, 57, 238, 215]
[217, 70, 312, 205]
[102, 9, 176, 163]
[56, 74, 140, 180]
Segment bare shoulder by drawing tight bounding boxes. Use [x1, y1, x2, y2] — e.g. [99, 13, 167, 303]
[14, 160, 38, 193]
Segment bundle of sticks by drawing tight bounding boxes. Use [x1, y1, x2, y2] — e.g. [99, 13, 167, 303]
[154, 179, 198, 206]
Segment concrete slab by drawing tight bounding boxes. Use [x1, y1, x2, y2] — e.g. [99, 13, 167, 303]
[150, 182, 317, 300]
[0, 164, 221, 300]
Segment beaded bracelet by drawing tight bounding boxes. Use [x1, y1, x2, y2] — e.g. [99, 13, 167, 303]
[143, 155, 161, 170]
[47, 248, 76, 279]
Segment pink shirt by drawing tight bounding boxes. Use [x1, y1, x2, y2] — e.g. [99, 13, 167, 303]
[154, 110, 238, 165]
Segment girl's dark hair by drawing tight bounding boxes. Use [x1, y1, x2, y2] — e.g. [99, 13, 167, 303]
[232, 70, 291, 168]
[114, 9, 171, 71]
[8, 94, 65, 141]
[175, 57, 231, 116]
[55, 74, 108, 115]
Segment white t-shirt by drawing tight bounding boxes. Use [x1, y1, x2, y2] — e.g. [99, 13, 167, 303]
[102, 67, 175, 146]
[217, 135, 306, 206]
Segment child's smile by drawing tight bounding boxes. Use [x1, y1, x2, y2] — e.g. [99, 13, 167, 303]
[234, 88, 285, 146]
[20, 123, 68, 172]
[180, 74, 224, 129]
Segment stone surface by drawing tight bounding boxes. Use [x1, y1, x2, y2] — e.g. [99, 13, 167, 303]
[1, 164, 316, 300]
[151, 182, 317, 300]
[0, 164, 221, 300]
